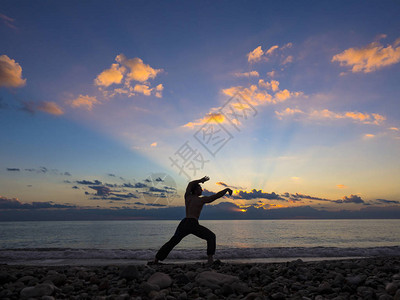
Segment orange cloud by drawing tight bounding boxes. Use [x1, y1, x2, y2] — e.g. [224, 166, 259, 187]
[275, 108, 304, 119]
[94, 63, 125, 87]
[278, 108, 386, 126]
[234, 71, 260, 77]
[247, 46, 264, 63]
[336, 184, 347, 189]
[258, 79, 279, 91]
[0, 13, 17, 30]
[344, 111, 370, 121]
[282, 55, 293, 65]
[310, 109, 385, 125]
[133, 84, 152, 96]
[150, 142, 157, 147]
[332, 36, 400, 73]
[389, 127, 399, 131]
[364, 133, 375, 139]
[95, 54, 163, 99]
[265, 45, 279, 56]
[37, 102, 64, 115]
[222, 80, 302, 108]
[155, 84, 164, 98]
[183, 112, 225, 128]
[70, 95, 99, 110]
[0, 55, 26, 88]
[117, 54, 162, 83]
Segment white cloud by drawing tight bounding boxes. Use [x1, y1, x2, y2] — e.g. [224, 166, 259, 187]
[0, 55, 26, 88]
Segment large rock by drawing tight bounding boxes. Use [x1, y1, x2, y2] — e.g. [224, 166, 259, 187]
[196, 271, 239, 289]
[147, 272, 173, 289]
[20, 283, 54, 298]
[119, 265, 140, 280]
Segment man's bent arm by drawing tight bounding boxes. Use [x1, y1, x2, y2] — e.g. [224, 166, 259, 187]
[202, 188, 232, 203]
[185, 176, 210, 196]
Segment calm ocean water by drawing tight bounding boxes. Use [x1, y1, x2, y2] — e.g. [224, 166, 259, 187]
[1, 219, 399, 263]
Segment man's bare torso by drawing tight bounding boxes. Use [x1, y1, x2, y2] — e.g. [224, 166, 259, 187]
[185, 194, 205, 219]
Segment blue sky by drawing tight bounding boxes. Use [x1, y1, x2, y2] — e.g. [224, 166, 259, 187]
[1, 1, 400, 219]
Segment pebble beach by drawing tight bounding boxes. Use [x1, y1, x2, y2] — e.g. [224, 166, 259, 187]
[1, 257, 400, 299]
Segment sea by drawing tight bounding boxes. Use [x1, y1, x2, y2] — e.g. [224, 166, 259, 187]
[1, 219, 399, 265]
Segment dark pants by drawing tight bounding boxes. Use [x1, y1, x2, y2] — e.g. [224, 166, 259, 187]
[156, 218, 216, 261]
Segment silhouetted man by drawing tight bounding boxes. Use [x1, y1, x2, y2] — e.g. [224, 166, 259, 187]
[152, 176, 232, 264]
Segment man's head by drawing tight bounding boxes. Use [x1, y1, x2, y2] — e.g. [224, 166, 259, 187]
[191, 183, 202, 196]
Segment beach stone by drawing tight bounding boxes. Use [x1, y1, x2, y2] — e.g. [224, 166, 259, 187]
[147, 272, 172, 289]
[140, 281, 160, 293]
[357, 286, 375, 299]
[0, 271, 17, 284]
[20, 283, 54, 298]
[175, 273, 190, 285]
[42, 296, 55, 300]
[318, 281, 333, 294]
[119, 265, 140, 280]
[61, 284, 74, 294]
[243, 292, 260, 300]
[44, 273, 67, 286]
[196, 271, 239, 289]
[182, 282, 194, 292]
[185, 271, 197, 279]
[387, 282, 399, 295]
[271, 292, 286, 299]
[206, 293, 218, 300]
[220, 283, 234, 296]
[249, 266, 261, 276]
[116, 294, 130, 300]
[178, 291, 187, 300]
[379, 295, 394, 300]
[18, 275, 36, 284]
[394, 290, 400, 300]
[346, 274, 366, 286]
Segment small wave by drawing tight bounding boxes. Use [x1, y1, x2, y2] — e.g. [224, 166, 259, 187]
[1, 246, 399, 262]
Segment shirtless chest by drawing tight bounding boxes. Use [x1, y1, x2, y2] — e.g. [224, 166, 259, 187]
[185, 196, 205, 219]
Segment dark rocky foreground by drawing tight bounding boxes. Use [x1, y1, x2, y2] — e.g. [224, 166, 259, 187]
[1, 257, 400, 299]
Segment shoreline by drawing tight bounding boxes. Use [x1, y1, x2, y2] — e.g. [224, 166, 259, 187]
[3, 256, 365, 267]
[1, 256, 399, 299]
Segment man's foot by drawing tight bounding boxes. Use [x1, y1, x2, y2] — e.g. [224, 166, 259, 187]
[147, 258, 162, 265]
[207, 255, 214, 265]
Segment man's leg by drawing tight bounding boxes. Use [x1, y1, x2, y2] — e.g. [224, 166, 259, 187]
[191, 223, 216, 264]
[155, 219, 190, 262]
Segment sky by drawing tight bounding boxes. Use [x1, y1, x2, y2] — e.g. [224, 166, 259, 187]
[1, 0, 400, 220]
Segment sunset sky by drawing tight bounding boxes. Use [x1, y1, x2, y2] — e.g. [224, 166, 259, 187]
[1, 1, 400, 219]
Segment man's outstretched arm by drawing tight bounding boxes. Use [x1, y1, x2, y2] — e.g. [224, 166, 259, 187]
[202, 188, 233, 203]
[185, 176, 210, 196]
